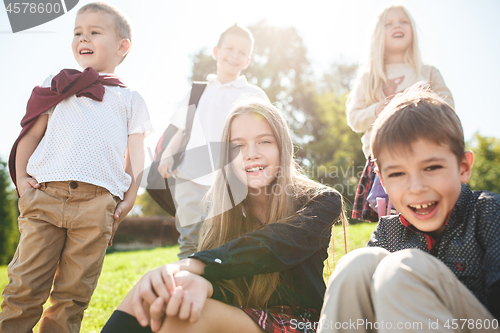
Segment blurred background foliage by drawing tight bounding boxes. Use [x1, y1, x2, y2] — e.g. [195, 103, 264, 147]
[2, 22, 499, 265]
[137, 20, 500, 217]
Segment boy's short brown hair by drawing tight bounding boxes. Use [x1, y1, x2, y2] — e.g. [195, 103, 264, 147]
[78, 2, 132, 42]
[217, 23, 255, 55]
[371, 83, 464, 169]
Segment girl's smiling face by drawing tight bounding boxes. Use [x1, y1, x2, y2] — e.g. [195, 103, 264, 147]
[384, 7, 413, 57]
[229, 112, 280, 196]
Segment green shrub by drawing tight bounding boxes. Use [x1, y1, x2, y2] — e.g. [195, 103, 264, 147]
[0, 160, 19, 265]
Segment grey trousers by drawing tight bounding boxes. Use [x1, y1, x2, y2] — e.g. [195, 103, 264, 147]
[318, 247, 499, 333]
[172, 173, 210, 259]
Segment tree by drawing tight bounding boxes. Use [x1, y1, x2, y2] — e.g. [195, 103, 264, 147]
[136, 191, 171, 217]
[468, 134, 500, 194]
[0, 160, 19, 265]
[295, 63, 365, 205]
[298, 90, 365, 205]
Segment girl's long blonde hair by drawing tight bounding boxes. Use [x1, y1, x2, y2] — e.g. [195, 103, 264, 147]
[198, 100, 346, 309]
[349, 5, 422, 107]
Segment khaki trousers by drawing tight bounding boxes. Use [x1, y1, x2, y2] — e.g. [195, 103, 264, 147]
[0, 181, 118, 333]
[318, 248, 499, 333]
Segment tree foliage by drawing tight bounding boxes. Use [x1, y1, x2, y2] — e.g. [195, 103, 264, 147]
[0, 160, 19, 265]
[298, 91, 365, 204]
[468, 134, 500, 194]
[136, 191, 170, 217]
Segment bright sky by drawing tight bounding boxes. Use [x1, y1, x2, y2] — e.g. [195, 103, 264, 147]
[1, 0, 499, 170]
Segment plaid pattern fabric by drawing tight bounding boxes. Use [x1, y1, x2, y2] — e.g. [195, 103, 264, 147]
[240, 305, 319, 333]
[352, 157, 379, 222]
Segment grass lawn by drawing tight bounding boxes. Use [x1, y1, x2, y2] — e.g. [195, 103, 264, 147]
[0, 222, 377, 332]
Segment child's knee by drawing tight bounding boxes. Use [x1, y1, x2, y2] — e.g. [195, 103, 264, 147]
[373, 249, 433, 293]
[329, 247, 390, 284]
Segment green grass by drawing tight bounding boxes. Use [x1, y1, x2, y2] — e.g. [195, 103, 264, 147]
[0, 222, 377, 332]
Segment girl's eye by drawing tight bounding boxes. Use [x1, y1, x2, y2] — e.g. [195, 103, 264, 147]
[425, 165, 442, 171]
[232, 144, 242, 149]
[260, 140, 271, 144]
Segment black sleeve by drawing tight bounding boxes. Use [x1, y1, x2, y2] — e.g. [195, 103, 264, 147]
[190, 191, 342, 281]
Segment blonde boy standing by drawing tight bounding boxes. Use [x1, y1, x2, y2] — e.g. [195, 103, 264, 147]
[0, 3, 152, 332]
[158, 24, 269, 259]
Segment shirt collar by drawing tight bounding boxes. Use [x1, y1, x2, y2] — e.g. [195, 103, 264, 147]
[400, 211, 453, 251]
[207, 74, 248, 88]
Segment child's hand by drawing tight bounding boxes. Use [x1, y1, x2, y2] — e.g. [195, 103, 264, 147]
[167, 271, 211, 323]
[148, 271, 212, 329]
[109, 199, 133, 246]
[17, 176, 40, 196]
[383, 75, 404, 98]
[158, 152, 175, 178]
[132, 264, 181, 329]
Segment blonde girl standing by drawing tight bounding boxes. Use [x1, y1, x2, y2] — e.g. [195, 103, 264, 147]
[101, 101, 345, 333]
[348, 5, 454, 221]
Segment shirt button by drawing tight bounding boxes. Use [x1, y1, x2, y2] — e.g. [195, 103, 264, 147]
[70, 181, 78, 189]
[214, 258, 222, 264]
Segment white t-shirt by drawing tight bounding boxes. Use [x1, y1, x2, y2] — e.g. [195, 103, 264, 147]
[27, 75, 153, 199]
[169, 74, 269, 186]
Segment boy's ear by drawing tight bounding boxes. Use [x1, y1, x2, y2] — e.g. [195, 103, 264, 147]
[212, 46, 219, 61]
[118, 39, 131, 57]
[460, 150, 474, 183]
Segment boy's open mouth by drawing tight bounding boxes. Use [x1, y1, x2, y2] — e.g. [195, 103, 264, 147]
[408, 201, 437, 215]
[80, 50, 94, 54]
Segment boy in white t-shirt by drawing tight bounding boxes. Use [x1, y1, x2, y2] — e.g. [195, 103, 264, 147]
[0, 3, 152, 333]
[157, 24, 269, 259]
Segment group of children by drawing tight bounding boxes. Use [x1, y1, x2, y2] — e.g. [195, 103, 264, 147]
[0, 2, 498, 333]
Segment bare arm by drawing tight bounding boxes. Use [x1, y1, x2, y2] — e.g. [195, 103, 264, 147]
[109, 133, 145, 246]
[16, 114, 48, 195]
[158, 127, 184, 178]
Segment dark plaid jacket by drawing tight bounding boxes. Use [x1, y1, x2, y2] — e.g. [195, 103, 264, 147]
[368, 184, 500, 317]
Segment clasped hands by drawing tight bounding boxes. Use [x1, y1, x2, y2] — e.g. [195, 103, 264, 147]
[131, 264, 213, 332]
